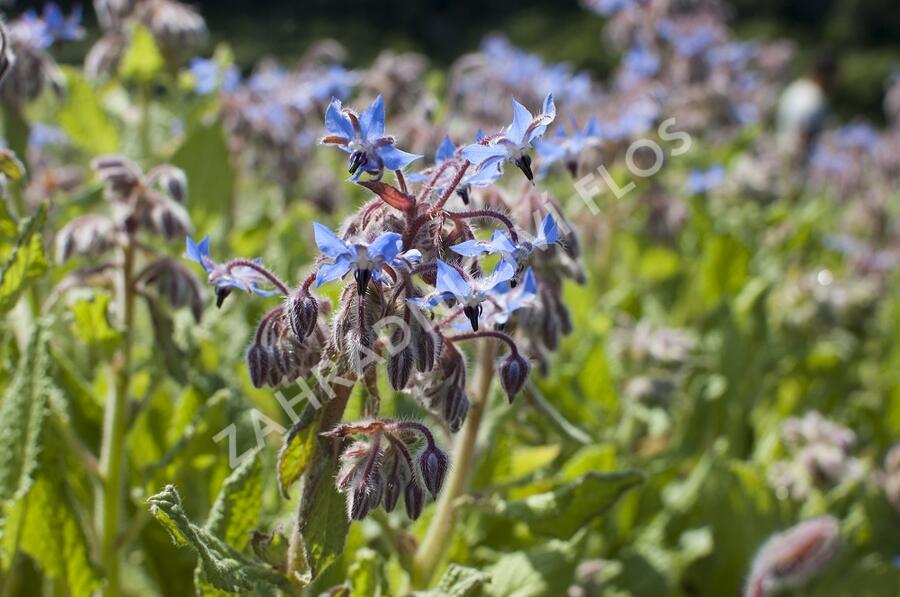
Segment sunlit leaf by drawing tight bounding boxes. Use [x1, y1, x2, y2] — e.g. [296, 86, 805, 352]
[120, 24, 165, 83]
[57, 68, 120, 155]
[0, 205, 47, 314]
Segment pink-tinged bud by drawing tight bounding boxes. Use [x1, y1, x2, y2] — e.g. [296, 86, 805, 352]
[745, 516, 841, 597]
[418, 445, 449, 499]
[388, 346, 413, 391]
[499, 352, 530, 403]
[348, 476, 371, 521]
[246, 344, 269, 388]
[287, 292, 318, 340]
[404, 480, 424, 520]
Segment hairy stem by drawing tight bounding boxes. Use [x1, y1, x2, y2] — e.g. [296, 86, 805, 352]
[98, 239, 135, 597]
[412, 338, 497, 586]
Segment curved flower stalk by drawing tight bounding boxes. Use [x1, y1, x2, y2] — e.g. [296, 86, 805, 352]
[183, 93, 583, 589]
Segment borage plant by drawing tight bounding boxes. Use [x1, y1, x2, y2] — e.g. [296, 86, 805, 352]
[180, 93, 583, 591]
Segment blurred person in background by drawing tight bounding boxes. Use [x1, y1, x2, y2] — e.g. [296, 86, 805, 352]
[776, 51, 838, 163]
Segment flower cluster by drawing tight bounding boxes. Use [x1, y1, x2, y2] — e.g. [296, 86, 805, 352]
[768, 411, 863, 500]
[185, 93, 583, 519]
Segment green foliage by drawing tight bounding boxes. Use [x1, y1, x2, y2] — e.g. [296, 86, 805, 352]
[120, 24, 165, 84]
[0, 205, 47, 314]
[57, 68, 120, 155]
[171, 122, 234, 222]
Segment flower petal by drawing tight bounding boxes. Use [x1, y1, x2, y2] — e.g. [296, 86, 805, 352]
[536, 213, 559, 246]
[313, 222, 351, 259]
[315, 256, 352, 287]
[376, 144, 422, 171]
[460, 143, 507, 167]
[435, 260, 471, 301]
[325, 97, 355, 139]
[360, 95, 385, 140]
[450, 239, 491, 257]
[435, 135, 457, 163]
[507, 97, 534, 145]
[368, 231, 403, 263]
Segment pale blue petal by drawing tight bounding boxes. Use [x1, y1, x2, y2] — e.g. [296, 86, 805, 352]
[536, 213, 559, 246]
[313, 222, 351, 259]
[480, 260, 516, 291]
[368, 231, 403, 262]
[185, 236, 213, 272]
[461, 143, 507, 166]
[435, 260, 471, 300]
[325, 97, 355, 139]
[489, 230, 517, 254]
[316, 256, 351, 287]
[360, 95, 385, 140]
[377, 144, 422, 171]
[542, 93, 556, 122]
[436, 135, 456, 163]
[507, 97, 533, 144]
[465, 163, 504, 187]
[451, 239, 491, 257]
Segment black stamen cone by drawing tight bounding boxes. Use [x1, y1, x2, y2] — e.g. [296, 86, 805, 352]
[566, 160, 578, 178]
[463, 305, 480, 331]
[215, 287, 232, 309]
[515, 154, 534, 181]
[456, 185, 471, 205]
[354, 268, 372, 296]
[349, 151, 367, 175]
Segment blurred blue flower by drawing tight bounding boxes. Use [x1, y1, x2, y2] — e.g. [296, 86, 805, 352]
[313, 222, 417, 294]
[408, 132, 503, 203]
[535, 116, 602, 176]
[461, 93, 556, 181]
[41, 3, 84, 44]
[189, 58, 240, 95]
[685, 165, 726, 195]
[28, 123, 66, 150]
[451, 213, 558, 271]
[321, 95, 421, 180]
[310, 65, 355, 102]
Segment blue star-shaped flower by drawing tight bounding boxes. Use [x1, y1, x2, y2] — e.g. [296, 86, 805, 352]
[482, 267, 538, 327]
[321, 95, 421, 180]
[313, 222, 419, 295]
[450, 213, 558, 272]
[408, 132, 503, 203]
[189, 58, 240, 95]
[185, 236, 280, 307]
[535, 116, 602, 177]
[410, 260, 515, 331]
[42, 3, 84, 44]
[461, 93, 556, 181]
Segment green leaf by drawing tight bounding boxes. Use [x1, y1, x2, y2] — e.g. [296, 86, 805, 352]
[170, 122, 234, 221]
[0, 324, 49, 503]
[120, 24, 165, 83]
[0, 149, 25, 182]
[415, 564, 490, 597]
[57, 68, 120, 154]
[70, 292, 121, 347]
[276, 404, 320, 498]
[479, 471, 644, 539]
[486, 535, 582, 597]
[147, 485, 290, 594]
[295, 452, 350, 580]
[349, 548, 386, 597]
[144, 294, 188, 384]
[0, 205, 47, 314]
[204, 450, 263, 550]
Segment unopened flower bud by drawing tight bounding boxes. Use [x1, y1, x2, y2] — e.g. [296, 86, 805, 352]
[745, 516, 841, 597]
[444, 387, 469, 433]
[499, 352, 530, 403]
[287, 292, 318, 340]
[246, 344, 270, 389]
[388, 345, 413, 391]
[348, 476, 371, 521]
[404, 480, 424, 520]
[418, 445, 449, 499]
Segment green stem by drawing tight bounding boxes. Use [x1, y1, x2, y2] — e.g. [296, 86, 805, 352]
[139, 84, 152, 159]
[97, 240, 135, 597]
[412, 339, 497, 587]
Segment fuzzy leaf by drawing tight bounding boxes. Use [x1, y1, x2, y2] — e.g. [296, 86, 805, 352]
[415, 564, 490, 597]
[0, 205, 48, 314]
[0, 149, 25, 182]
[486, 535, 581, 597]
[120, 23, 164, 83]
[0, 324, 49, 503]
[480, 471, 644, 538]
[204, 450, 263, 550]
[349, 548, 386, 596]
[171, 123, 234, 221]
[296, 453, 350, 580]
[148, 484, 290, 594]
[70, 292, 121, 347]
[276, 404, 320, 498]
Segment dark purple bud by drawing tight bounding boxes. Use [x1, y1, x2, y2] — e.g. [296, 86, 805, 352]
[499, 352, 530, 403]
[287, 292, 318, 340]
[162, 168, 188, 203]
[514, 154, 534, 181]
[349, 151, 367, 175]
[566, 160, 578, 178]
[444, 387, 470, 433]
[418, 445, 449, 499]
[55, 215, 116, 264]
[388, 346, 413, 391]
[353, 268, 372, 296]
[215, 286, 232, 308]
[348, 477, 371, 521]
[456, 184, 471, 205]
[463, 304, 482, 331]
[412, 323, 437, 372]
[404, 480, 424, 520]
[247, 344, 269, 388]
[383, 478, 402, 512]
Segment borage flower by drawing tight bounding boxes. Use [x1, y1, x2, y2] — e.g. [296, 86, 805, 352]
[313, 222, 419, 295]
[462, 93, 556, 181]
[321, 95, 421, 180]
[185, 236, 281, 307]
[535, 117, 603, 177]
[451, 213, 559, 276]
[685, 165, 725, 195]
[409, 132, 502, 204]
[411, 260, 515, 331]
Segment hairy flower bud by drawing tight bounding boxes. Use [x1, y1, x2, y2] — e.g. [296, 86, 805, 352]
[388, 345, 413, 391]
[499, 352, 530, 403]
[287, 291, 318, 340]
[444, 386, 470, 433]
[55, 215, 117, 263]
[745, 516, 841, 597]
[348, 476, 371, 521]
[246, 343, 270, 389]
[410, 317, 438, 372]
[404, 480, 425, 520]
[418, 444, 449, 499]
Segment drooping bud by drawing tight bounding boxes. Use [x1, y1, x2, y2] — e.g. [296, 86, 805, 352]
[287, 291, 318, 340]
[745, 516, 841, 597]
[382, 449, 409, 513]
[246, 344, 270, 389]
[388, 345, 413, 390]
[55, 215, 117, 264]
[144, 193, 193, 240]
[411, 318, 438, 372]
[404, 480, 424, 520]
[418, 444, 449, 499]
[161, 167, 188, 204]
[444, 386, 470, 433]
[499, 352, 530, 403]
[348, 475, 371, 521]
